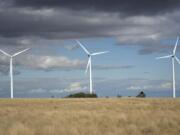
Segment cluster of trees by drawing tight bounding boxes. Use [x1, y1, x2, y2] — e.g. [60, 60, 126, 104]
[64, 91, 146, 98]
[66, 92, 98, 98]
[136, 91, 146, 98]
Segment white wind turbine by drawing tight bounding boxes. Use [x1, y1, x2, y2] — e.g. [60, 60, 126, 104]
[156, 37, 180, 98]
[76, 40, 109, 94]
[0, 48, 29, 99]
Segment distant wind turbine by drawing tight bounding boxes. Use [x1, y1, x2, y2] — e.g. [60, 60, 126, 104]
[0, 48, 30, 99]
[76, 40, 109, 94]
[156, 37, 180, 98]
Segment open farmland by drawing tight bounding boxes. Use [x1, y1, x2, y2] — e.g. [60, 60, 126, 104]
[0, 98, 180, 135]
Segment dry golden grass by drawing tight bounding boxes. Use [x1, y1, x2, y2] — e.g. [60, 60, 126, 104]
[0, 98, 180, 135]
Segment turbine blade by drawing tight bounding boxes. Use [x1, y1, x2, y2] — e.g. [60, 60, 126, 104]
[173, 36, 179, 55]
[12, 48, 30, 57]
[91, 51, 109, 56]
[76, 40, 90, 55]
[85, 58, 90, 74]
[0, 49, 11, 57]
[156, 55, 172, 59]
[175, 56, 180, 64]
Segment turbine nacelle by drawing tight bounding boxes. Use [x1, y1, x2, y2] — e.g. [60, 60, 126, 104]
[0, 48, 30, 58]
[156, 37, 180, 64]
[76, 40, 109, 73]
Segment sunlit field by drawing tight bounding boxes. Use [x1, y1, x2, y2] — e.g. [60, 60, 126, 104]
[0, 98, 180, 135]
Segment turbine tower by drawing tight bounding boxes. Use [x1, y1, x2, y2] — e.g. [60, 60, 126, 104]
[76, 40, 109, 94]
[0, 48, 29, 99]
[156, 37, 180, 98]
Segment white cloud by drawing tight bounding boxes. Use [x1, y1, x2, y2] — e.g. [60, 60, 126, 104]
[60, 82, 88, 93]
[0, 54, 86, 71]
[159, 82, 172, 89]
[0, 53, 133, 74]
[45, 82, 88, 94]
[127, 85, 153, 90]
[27, 82, 88, 94]
[21, 55, 85, 70]
[126, 80, 178, 91]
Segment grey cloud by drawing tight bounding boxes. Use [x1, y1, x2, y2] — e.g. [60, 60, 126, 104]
[63, 44, 79, 51]
[0, 7, 117, 38]
[0, 54, 85, 71]
[116, 12, 180, 55]
[10, 0, 180, 16]
[0, 66, 20, 75]
[0, 0, 180, 55]
[20, 55, 86, 70]
[94, 65, 134, 70]
[0, 55, 20, 75]
[0, 54, 129, 73]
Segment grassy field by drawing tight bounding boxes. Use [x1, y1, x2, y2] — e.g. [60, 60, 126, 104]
[0, 98, 180, 135]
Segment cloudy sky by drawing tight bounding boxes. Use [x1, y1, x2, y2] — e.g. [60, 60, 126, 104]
[0, 0, 180, 98]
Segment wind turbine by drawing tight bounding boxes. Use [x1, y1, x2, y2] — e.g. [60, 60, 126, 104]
[76, 40, 109, 94]
[156, 37, 180, 98]
[0, 48, 29, 99]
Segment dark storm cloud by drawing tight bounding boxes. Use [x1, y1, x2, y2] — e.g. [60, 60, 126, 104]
[0, 7, 117, 38]
[11, 0, 180, 16]
[0, 0, 180, 56]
